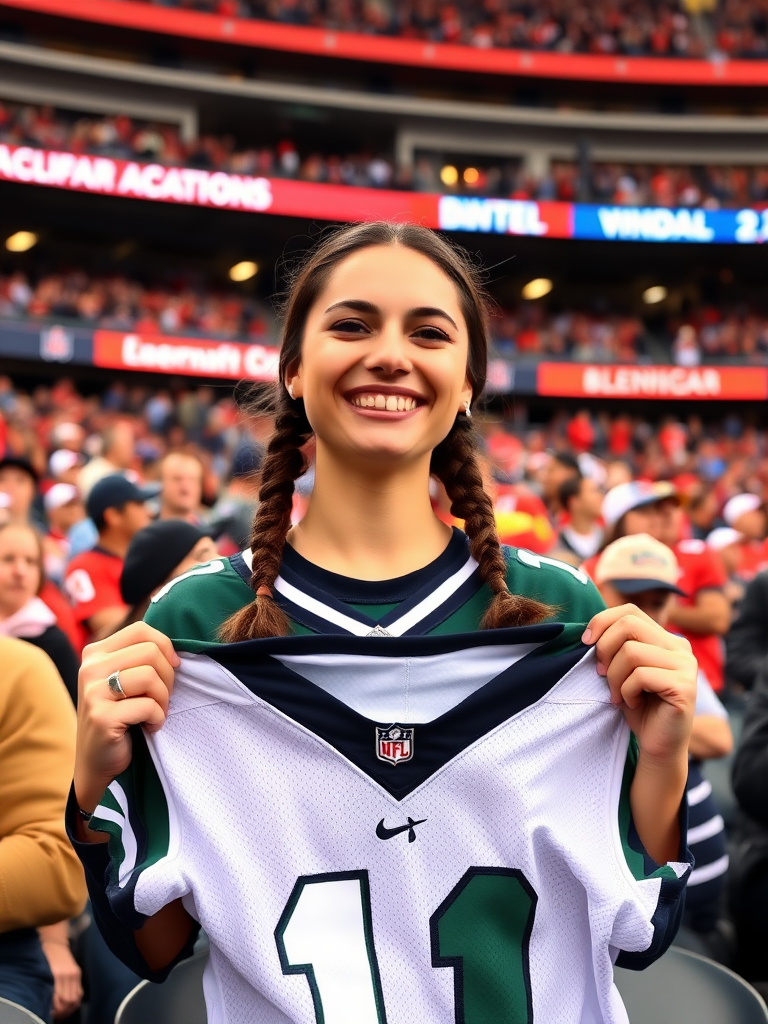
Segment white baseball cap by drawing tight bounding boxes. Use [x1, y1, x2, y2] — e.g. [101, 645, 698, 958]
[706, 526, 744, 551]
[44, 482, 79, 513]
[49, 448, 82, 477]
[601, 480, 677, 529]
[595, 534, 686, 596]
[723, 493, 763, 527]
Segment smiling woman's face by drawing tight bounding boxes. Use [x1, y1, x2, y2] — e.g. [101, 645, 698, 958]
[289, 245, 473, 468]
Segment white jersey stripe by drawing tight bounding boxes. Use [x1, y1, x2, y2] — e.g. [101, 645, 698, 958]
[245, 549, 479, 637]
[384, 554, 478, 636]
[687, 814, 725, 846]
[273, 575, 375, 635]
[687, 854, 730, 886]
[101, 781, 139, 888]
[686, 778, 712, 806]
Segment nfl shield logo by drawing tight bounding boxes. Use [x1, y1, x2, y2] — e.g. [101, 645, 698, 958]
[376, 724, 414, 766]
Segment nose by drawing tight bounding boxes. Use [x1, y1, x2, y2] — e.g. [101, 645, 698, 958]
[362, 321, 413, 377]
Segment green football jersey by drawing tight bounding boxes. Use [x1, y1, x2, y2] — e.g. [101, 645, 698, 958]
[145, 527, 604, 647]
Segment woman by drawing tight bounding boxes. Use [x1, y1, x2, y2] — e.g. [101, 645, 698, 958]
[71, 223, 695, 1023]
[0, 522, 79, 703]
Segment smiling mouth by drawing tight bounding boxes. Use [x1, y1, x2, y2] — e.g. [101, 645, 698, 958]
[349, 393, 420, 412]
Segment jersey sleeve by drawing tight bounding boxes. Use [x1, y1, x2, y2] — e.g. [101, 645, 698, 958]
[144, 557, 253, 650]
[688, 546, 727, 593]
[503, 546, 606, 625]
[611, 735, 693, 970]
[65, 728, 199, 981]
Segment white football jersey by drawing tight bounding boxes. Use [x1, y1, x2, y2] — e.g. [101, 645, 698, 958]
[91, 624, 690, 1024]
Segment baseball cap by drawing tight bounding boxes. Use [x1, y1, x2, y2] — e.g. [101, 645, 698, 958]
[0, 456, 39, 483]
[49, 449, 82, 477]
[706, 526, 744, 551]
[601, 480, 677, 529]
[594, 534, 687, 596]
[44, 482, 80, 513]
[230, 444, 264, 479]
[723, 493, 763, 527]
[85, 474, 155, 523]
[120, 519, 211, 605]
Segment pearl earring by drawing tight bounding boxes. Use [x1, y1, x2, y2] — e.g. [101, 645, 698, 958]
[464, 400, 472, 418]
[287, 383, 295, 400]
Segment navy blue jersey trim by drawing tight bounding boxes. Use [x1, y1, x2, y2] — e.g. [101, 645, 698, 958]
[280, 526, 470, 605]
[206, 625, 587, 799]
[229, 550, 251, 585]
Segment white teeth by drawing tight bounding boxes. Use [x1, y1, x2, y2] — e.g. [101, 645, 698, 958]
[352, 394, 418, 410]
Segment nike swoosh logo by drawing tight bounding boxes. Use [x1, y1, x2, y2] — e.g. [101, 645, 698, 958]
[376, 817, 427, 842]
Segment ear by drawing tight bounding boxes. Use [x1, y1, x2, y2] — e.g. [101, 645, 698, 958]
[459, 378, 473, 416]
[285, 362, 303, 400]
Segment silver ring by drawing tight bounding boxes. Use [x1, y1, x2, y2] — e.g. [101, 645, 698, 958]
[107, 671, 127, 700]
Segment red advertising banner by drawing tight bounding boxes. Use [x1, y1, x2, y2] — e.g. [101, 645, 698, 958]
[537, 363, 768, 400]
[92, 330, 279, 381]
[4, 0, 767, 86]
[0, 144, 568, 237]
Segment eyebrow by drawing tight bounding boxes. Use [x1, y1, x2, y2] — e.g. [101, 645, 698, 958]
[324, 299, 458, 331]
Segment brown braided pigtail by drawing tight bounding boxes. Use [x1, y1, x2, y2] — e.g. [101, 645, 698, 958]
[219, 393, 312, 642]
[431, 415, 553, 628]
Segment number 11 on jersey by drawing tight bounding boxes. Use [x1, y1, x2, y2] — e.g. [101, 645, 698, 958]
[275, 868, 537, 1024]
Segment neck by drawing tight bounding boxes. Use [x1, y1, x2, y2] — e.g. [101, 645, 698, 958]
[567, 512, 596, 536]
[288, 446, 452, 580]
[97, 529, 129, 559]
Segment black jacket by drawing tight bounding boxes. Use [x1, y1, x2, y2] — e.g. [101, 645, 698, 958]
[726, 569, 768, 690]
[730, 668, 768, 917]
[24, 626, 79, 706]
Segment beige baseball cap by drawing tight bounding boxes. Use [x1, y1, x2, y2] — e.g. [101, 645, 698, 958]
[594, 533, 687, 596]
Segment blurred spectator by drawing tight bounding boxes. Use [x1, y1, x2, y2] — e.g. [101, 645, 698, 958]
[119, 519, 219, 626]
[554, 475, 604, 562]
[725, 566, 768, 692]
[0, 637, 86, 1021]
[688, 483, 721, 541]
[673, 324, 701, 367]
[77, 422, 135, 498]
[0, 522, 79, 703]
[208, 444, 263, 555]
[707, 526, 747, 610]
[158, 452, 206, 524]
[42, 484, 86, 586]
[723, 493, 768, 584]
[539, 449, 581, 518]
[64, 475, 152, 641]
[48, 449, 83, 486]
[593, 534, 731, 947]
[0, 456, 41, 527]
[584, 480, 730, 690]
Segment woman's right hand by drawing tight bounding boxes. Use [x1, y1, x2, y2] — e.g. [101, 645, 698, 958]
[74, 622, 180, 818]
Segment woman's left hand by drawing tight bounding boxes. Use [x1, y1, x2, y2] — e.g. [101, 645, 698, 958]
[583, 604, 697, 764]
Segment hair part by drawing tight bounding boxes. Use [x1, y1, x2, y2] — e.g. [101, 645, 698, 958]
[220, 221, 552, 642]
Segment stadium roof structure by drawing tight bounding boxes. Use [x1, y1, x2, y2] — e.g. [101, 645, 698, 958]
[4, 0, 768, 87]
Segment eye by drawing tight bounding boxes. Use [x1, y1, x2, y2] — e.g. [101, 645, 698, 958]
[331, 318, 371, 335]
[412, 325, 451, 342]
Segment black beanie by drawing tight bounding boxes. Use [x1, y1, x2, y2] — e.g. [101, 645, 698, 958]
[120, 519, 209, 605]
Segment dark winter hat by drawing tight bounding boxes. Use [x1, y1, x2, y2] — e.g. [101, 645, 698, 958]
[120, 519, 210, 605]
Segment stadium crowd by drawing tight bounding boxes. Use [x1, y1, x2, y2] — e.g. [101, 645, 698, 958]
[6, 370, 768, 1017]
[139, 0, 768, 60]
[3, 98, 768, 208]
[3, 264, 768, 363]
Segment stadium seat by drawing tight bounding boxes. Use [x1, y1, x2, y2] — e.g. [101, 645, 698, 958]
[615, 947, 768, 1024]
[114, 951, 208, 1024]
[0, 998, 46, 1024]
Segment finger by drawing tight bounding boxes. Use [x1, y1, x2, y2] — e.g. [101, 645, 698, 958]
[84, 622, 180, 667]
[593, 613, 686, 669]
[94, 695, 168, 732]
[101, 666, 172, 713]
[83, 642, 176, 693]
[583, 603, 655, 645]
[604, 641, 686, 704]
[620, 666, 697, 712]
